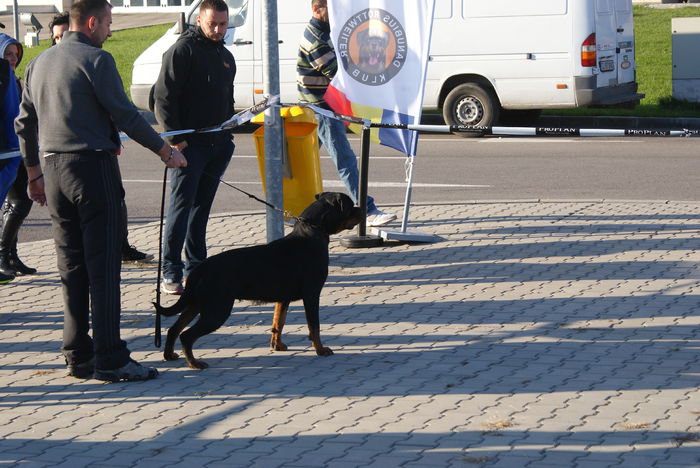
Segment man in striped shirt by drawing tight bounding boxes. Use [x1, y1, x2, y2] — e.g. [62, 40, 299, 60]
[297, 0, 396, 227]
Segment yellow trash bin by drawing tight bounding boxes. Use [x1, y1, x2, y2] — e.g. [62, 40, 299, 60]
[252, 106, 323, 217]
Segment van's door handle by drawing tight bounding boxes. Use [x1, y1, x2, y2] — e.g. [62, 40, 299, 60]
[617, 28, 624, 33]
[234, 39, 253, 45]
[279, 40, 283, 44]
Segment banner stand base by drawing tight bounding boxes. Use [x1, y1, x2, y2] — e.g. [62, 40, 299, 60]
[371, 227, 440, 243]
[341, 235, 384, 249]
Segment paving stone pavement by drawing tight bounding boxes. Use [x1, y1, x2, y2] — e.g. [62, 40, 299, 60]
[1, 200, 699, 468]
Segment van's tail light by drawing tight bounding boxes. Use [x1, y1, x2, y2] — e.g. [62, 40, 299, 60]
[581, 33, 597, 67]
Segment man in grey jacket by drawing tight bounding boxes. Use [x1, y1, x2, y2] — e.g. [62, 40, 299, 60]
[15, 0, 186, 382]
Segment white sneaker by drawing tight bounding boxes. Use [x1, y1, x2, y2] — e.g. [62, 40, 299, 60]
[160, 280, 183, 295]
[366, 209, 397, 227]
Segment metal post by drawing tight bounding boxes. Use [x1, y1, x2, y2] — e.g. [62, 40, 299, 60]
[341, 126, 383, 248]
[400, 156, 414, 233]
[360, 140, 437, 244]
[12, 0, 20, 40]
[357, 125, 370, 237]
[262, 0, 284, 242]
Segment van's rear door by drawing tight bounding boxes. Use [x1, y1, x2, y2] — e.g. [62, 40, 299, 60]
[613, 0, 635, 85]
[594, 0, 620, 87]
[594, 0, 635, 86]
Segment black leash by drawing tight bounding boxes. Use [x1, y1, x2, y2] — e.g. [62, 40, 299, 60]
[154, 166, 168, 347]
[153, 166, 314, 347]
[202, 170, 306, 224]
[204, 172, 325, 230]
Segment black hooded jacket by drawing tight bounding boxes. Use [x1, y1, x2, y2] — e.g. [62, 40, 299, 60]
[153, 27, 236, 146]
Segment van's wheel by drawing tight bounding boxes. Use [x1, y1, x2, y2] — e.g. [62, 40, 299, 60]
[442, 83, 499, 138]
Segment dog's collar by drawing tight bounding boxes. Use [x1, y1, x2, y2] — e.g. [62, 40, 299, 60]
[296, 216, 323, 231]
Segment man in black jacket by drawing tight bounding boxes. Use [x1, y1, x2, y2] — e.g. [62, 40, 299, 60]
[154, 0, 236, 295]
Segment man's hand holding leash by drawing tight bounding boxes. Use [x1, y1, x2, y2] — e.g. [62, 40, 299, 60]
[159, 143, 187, 168]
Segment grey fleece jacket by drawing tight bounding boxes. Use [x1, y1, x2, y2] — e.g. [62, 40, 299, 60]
[15, 31, 164, 167]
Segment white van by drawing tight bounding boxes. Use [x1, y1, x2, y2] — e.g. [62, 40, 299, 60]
[131, 0, 643, 130]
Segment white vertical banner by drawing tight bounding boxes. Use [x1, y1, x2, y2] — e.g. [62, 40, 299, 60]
[324, 0, 436, 156]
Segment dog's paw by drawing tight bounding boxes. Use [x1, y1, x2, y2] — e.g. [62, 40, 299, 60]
[316, 347, 333, 357]
[164, 350, 179, 361]
[270, 341, 288, 352]
[187, 359, 209, 370]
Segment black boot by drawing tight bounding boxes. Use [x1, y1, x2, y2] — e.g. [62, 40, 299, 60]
[0, 269, 14, 284]
[1, 199, 36, 276]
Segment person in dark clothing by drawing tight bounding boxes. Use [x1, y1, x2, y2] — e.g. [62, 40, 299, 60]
[0, 33, 36, 277]
[0, 56, 19, 284]
[153, 0, 236, 295]
[49, 11, 69, 45]
[15, 0, 187, 381]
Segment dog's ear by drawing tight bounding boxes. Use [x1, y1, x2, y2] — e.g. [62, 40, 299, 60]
[316, 192, 344, 207]
[313, 192, 355, 213]
[335, 193, 354, 213]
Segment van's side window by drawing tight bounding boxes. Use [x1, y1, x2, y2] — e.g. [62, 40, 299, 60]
[227, 0, 249, 27]
[188, 0, 249, 28]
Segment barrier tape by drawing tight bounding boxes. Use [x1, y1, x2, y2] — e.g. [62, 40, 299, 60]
[279, 105, 699, 138]
[292, 102, 370, 127]
[121, 95, 276, 141]
[0, 97, 278, 163]
[3, 100, 697, 162]
[377, 122, 699, 138]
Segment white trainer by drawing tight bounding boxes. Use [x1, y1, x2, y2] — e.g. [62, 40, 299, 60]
[366, 209, 397, 227]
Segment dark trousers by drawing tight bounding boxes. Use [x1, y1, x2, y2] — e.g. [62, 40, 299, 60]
[43, 152, 130, 370]
[120, 199, 131, 252]
[7, 160, 31, 202]
[2, 161, 33, 254]
[162, 140, 234, 282]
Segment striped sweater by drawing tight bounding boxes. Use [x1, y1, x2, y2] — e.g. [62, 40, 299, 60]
[297, 17, 337, 108]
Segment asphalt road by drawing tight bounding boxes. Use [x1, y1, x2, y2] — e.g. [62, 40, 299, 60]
[17, 128, 700, 244]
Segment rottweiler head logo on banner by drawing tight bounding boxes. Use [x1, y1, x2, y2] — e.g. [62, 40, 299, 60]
[337, 8, 407, 86]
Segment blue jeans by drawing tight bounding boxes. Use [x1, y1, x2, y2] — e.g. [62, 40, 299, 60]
[162, 140, 234, 282]
[316, 114, 376, 212]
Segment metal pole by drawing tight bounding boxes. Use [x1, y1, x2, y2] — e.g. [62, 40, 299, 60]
[340, 125, 382, 248]
[261, 0, 284, 242]
[357, 125, 370, 237]
[400, 156, 415, 233]
[12, 0, 20, 40]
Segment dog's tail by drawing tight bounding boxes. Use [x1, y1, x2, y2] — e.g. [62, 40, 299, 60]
[152, 299, 186, 317]
[153, 263, 204, 317]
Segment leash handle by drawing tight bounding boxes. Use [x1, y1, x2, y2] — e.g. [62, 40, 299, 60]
[154, 165, 168, 348]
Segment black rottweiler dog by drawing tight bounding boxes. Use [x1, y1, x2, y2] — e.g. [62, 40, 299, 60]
[154, 192, 363, 369]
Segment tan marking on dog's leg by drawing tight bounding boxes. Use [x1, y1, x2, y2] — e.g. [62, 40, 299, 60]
[270, 301, 289, 351]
